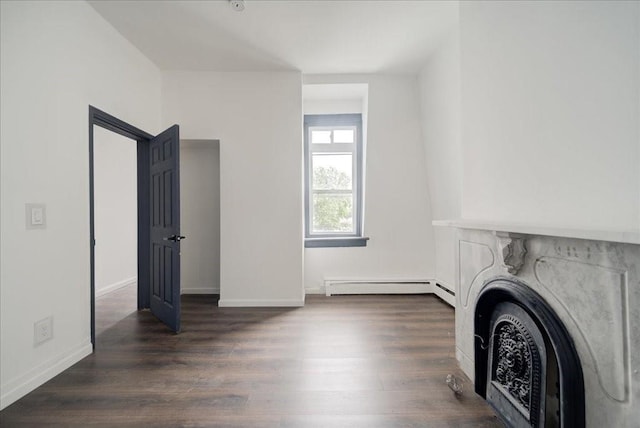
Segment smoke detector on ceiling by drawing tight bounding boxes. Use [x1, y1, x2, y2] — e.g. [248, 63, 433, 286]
[230, 0, 245, 12]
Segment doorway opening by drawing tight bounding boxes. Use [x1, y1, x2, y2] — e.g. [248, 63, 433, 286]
[93, 127, 138, 339]
[89, 106, 182, 347]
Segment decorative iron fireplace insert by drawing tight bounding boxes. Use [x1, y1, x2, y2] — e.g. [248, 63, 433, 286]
[474, 278, 585, 428]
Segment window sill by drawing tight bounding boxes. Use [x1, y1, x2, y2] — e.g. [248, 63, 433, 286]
[304, 237, 369, 248]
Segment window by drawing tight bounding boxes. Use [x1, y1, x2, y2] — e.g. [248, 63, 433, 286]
[304, 114, 368, 248]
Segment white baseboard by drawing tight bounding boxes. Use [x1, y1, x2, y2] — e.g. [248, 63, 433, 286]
[0, 341, 93, 410]
[96, 276, 137, 298]
[181, 287, 220, 295]
[218, 298, 304, 307]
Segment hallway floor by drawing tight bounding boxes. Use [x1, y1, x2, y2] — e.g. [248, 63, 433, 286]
[1, 288, 501, 427]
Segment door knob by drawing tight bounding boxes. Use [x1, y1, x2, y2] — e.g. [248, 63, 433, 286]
[165, 235, 186, 242]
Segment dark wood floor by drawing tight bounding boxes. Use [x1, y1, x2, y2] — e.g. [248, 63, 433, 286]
[1, 286, 501, 427]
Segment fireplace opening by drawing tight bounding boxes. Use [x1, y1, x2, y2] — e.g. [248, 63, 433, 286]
[474, 278, 584, 428]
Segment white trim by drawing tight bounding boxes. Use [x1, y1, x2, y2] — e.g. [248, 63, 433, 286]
[95, 276, 136, 298]
[181, 287, 220, 295]
[305, 286, 325, 295]
[217, 299, 305, 307]
[0, 341, 93, 410]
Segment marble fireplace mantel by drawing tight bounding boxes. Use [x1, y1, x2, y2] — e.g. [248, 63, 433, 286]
[432, 219, 640, 245]
[433, 219, 640, 427]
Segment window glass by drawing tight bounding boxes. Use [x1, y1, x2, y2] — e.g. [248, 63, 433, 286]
[312, 194, 353, 233]
[333, 129, 354, 144]
[311, 130, 331, 144]
[312, 154, 352, 190]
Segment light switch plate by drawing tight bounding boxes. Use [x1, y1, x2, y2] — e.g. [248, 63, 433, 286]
[26, 203, 46, 230]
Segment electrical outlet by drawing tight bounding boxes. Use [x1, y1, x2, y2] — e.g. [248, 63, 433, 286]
[34, 316, 53, 346]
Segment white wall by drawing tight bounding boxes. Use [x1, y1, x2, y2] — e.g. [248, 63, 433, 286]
[0, 1, 161, 409]
[303, 99, 364, 115]
[93, 127, 137, 297]
[418, 23, 461, 291]
[162, 71, 304, 306]
[303, 75, 435, 291]
[459, 0, 640, 232]
[180, 140, 220, 295]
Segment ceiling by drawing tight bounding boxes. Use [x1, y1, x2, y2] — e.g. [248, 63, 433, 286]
[88, 0, 458, 74]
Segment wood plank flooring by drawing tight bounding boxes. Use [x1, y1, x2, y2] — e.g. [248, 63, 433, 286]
[1, 286, 501, 427]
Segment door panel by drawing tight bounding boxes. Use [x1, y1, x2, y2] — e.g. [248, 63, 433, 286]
[149, 125, 181, 332]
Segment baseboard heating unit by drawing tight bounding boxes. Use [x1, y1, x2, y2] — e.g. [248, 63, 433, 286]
[323, 278, 455, 307]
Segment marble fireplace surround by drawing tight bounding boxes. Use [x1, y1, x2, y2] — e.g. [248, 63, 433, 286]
[433, 220, 640, 427]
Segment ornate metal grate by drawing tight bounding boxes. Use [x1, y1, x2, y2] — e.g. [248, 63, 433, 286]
[492, 319, 536, 412]
[486, 303, 545, 427]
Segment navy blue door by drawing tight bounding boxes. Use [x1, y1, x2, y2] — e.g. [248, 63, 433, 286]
[149, 125, 181, 332]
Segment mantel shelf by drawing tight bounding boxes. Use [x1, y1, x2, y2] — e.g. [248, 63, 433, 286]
[432, 219, 640, 245]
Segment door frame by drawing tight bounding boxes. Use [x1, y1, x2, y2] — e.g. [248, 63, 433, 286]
[88, 106, 153, 347]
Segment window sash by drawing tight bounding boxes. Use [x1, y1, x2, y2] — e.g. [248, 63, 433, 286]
[309, 150, 357, 233]
[309, 126, 357, 146]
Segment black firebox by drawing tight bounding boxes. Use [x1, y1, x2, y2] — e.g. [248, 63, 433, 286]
[474, 278, 585, 428]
